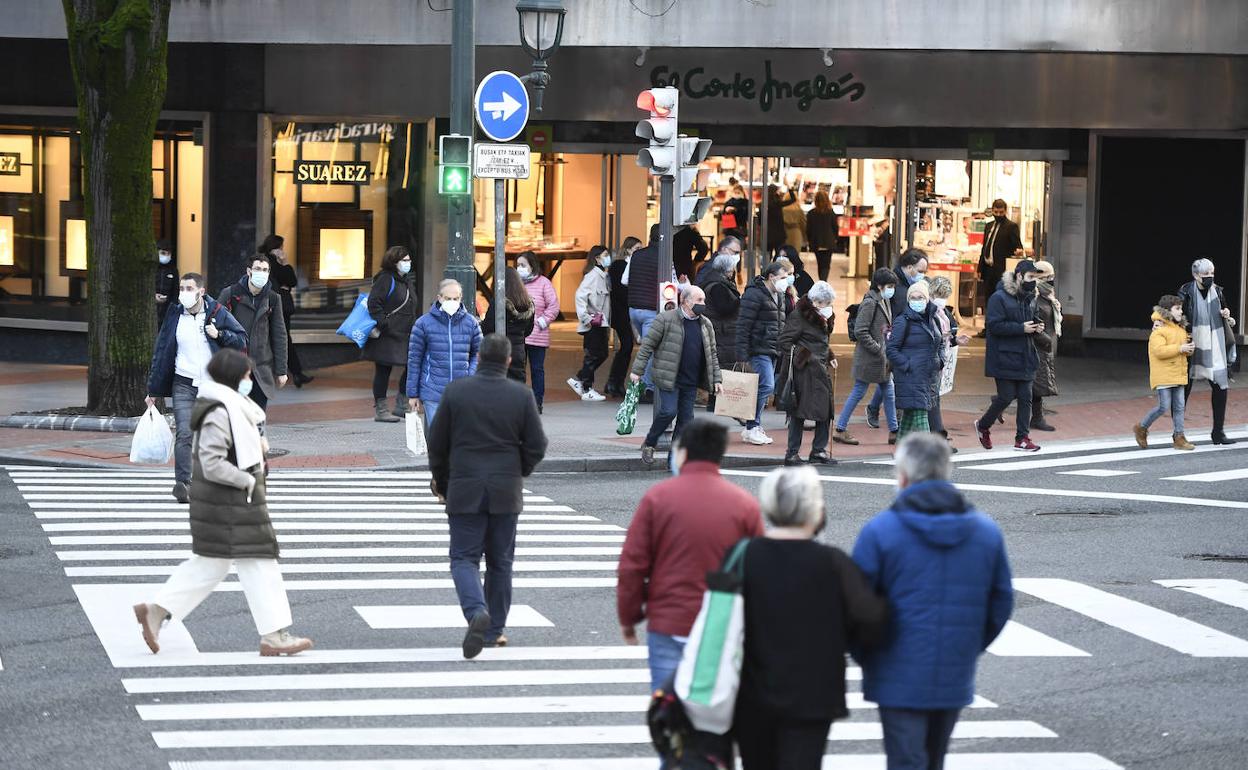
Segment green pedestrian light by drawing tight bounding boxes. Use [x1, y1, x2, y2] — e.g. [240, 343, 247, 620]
[438, 134, 473, 196]
[441, 166, 467, 193]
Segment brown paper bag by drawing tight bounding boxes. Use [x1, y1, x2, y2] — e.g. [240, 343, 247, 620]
[714, 369, 759, 421]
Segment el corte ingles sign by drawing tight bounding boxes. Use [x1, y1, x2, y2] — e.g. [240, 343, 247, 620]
[649, 60, 866, 113]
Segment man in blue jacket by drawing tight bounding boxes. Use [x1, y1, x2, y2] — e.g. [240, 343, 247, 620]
[406, 279, 482, 427]
[145, 273, 247, 503]
[973, 260, 1045, 452]
[852, 433, 1013, 770]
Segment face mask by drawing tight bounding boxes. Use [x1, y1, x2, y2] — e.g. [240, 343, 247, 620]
[598, 256, 612, 269]
[158, 252, 172, 265]
[1200, 276, 1215, 290]
[994, 214, 1007, 222]
[773, 277, 788, 292]
[1020, 277, 1037, 293]
[908, 299, 928, 313]
[817, 305, 834, 319]
[441, 299, 461, 316]
[249, 270, 269, 289]
[397, 260, 411, 276]
[517, 265, 532, 280]
[933, 297, 948, 309]
[786, 275, 796, 288]
[881, 286, 896, 300]
[238, 378, 253, 397]
[178, 290, 200, 309]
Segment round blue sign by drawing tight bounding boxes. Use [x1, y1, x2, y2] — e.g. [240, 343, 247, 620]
[474, 71, 530, 143]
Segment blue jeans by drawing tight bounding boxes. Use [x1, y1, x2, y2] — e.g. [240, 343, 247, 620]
[448, 511, 519, 640]
[423, 399, 440, 429]
[526, 344, 547, 406]
[647, 632, 687, 694]
[630, 308, 658, 390]
[878, 707, 961, 770]
[837, 378, 899, 432]
[644, 385, 697, 447]
[1142, 385, 1186, 434]
[171, 376, 198, 483]
[747, 354, 776, 429]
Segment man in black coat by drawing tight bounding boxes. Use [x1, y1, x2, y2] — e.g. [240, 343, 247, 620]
[974, 261, 1045, 453]
[976, 199, 1026, 322]
[428, 333, 549, 659]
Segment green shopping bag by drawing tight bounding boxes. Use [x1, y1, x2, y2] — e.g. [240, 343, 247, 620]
[615, 380, 644, 435]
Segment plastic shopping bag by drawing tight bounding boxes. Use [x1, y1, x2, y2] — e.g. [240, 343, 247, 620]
[615, 380, 644, 436]
[939, 344, 960, 396]
[335, 292, 376, 349]
[129, 405, 174, 465]
[406, 411, 427, 456]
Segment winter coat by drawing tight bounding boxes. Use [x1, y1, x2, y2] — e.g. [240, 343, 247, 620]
[188, 399, 277, 559]
[147, 298, 248, 397]
[890, 265, 913, 319]
[155, 263, 179, 325]
[522, 274, 559, 348]
[851, 289, 893, 385]
[406, 303, 482, 404]
[607, 258, 632, 335]
[631, 309, 721, 392]
[984, 272, 1040, 381]
[791, 265, 814, 299]
[1177, 279, 1237, 376]
[1032, 290, 1060, 397]
[782, 201, 807, 251]
[627, 243, 661, 311]
[852, 480, 1014, 710]
[736, 276, 786, 361]
[1149, 307, 1191, 389]
[362, 269, 418, 367]
[574, 266, 612, 332]
[267, 257, 299, 319]
[481, 299, 535, 382]
[699, 271, 741, 367]
[886, 304, 943, 410]
[806, 209, 837, 251]
[777, 298, 837, 422]
[762, 191, 794, 251]
[217, 277, 288, 397]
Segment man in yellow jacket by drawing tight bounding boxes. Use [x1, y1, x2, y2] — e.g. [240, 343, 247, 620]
[1134, 294, 1195, 450]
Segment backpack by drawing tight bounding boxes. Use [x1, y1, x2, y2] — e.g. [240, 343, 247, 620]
[845, 303, 861, 342]
[647, 682, 734, 770]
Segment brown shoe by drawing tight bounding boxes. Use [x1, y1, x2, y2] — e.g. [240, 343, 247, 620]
[260, 628, 314, 656]
[1173, 433, 1195, 451]
[888, 431, 898, 446]
[133, 603, 168, 654]
[1132, 423, 1149, 449]
[833, 429, 859, 446]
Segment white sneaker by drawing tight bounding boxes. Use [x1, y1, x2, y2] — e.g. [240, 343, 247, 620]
[742, 427, 772, 445]
[581, 389, 606, 402]
[755, 427, 774, 445]
[566, 378, 585, 396]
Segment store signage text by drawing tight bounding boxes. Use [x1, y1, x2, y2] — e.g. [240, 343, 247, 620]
[0, 153, 19, 175]
[649, 61, 865, 113]
[279, 122, 395, 147]
[294, 160, 372, 185]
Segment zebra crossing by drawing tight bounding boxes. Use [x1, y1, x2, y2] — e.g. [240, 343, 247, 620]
[12, 464, 1248, 768]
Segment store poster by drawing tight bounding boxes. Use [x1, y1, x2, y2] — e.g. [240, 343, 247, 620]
[934, 160, 969, 200]
[863, 159, 898, 210]
[1058, 176, 1087, 316]
[993, 161, 1022, 207]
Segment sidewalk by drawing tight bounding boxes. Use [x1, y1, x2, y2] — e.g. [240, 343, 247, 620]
[2, 328, 1245, 471]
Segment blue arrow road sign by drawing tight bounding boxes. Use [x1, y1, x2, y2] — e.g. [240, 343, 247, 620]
[474, 71, 530, 143]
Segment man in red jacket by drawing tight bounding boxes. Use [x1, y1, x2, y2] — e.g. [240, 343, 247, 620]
[617, 418, 764, 695]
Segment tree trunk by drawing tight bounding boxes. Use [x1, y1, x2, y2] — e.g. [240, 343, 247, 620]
[63, 0, 172, 416]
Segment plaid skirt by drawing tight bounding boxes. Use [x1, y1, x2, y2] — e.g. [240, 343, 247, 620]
[897, 408, 930, 439]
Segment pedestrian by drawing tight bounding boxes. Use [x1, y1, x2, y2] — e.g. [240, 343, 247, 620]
[1135, 294, 1196, 450]
[835, 268, 900, 447]
[145, 273, 247, 503]
[481, 265, 536, 383]
[781, 190, 807, 259]
[630, 285, 723, 465]
[762, 185, 795, 259]
[805, 190, 837, 282]
[696, 238, 744, 411]
[362, 247, 418, 423]
[260, 234, 313, 388]
[407, 278, 482, 428]
[133, 348, 313, 657]
[973, 260, 1046, 452]
[673, 224, 709, 282]
[428, 334, 548, 659]
[723, 182, 751, 241]
[1179, 258, 1238, 445]
[925, 276, 970, 449]
[516, 251, 559, 413]
[890, 250, 929, 318]
[776, 281, 839, 466]
[976, 199, 1026, 327]
[568, 245, 613, 402]
[1029, 260, 1062, 432]
[734, 465, 889, 770]
[217, 255, 288, 412]
[154, 239, 178, 330]
[606, 236, 643, 398]
[852, 433, 1014, 770]
[886, 278, 943, 441]
[779, 245, 814, 298]
[626, 225, 666, 399]
[617, 418, 763, 695]
[736, 260, 791, 446]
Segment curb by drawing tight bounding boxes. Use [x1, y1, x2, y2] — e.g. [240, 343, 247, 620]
[1, 412, 172, 433]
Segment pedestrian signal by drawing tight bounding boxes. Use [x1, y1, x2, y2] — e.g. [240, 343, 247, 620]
[438, 134, 472, 196]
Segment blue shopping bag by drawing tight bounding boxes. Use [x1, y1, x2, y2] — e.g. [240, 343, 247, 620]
[336, 293, 376, 348]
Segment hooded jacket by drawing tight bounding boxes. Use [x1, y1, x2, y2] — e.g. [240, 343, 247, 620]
[984, 271, 1040, 381]
[886, 303, 943, 410]
[406, 302, 482, 403]
[852, 480, 1014, 710]
[1148, 306, 1191, 390]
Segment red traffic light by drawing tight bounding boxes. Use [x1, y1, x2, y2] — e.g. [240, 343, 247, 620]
[637, 89, 675, 117]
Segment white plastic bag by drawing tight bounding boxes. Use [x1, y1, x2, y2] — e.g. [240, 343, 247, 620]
[406, 411, 427, 456]
[129, 405, 174, 464]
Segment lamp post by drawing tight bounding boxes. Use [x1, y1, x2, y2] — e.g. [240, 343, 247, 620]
[516, 0, 566, 113]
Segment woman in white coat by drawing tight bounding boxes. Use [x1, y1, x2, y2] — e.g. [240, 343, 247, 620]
[568, 245, 613, 402]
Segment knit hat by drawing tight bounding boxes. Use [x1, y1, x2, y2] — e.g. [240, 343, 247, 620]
[1014, 259, 1038, 275]
[1033, 260, 1055, 278]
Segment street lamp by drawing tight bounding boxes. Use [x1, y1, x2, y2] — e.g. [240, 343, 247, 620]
[516, 0, 566, 113]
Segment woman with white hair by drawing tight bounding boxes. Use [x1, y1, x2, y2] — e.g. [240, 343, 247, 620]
[733, 466, 888, 769]
[1178, 258, 1238, 444]
[886, 278, 943, 441]
[776, 280, 839, 466]
[926, 276, 970, 449]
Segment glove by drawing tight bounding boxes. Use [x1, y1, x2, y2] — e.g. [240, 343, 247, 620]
[536, 317, 549, 330]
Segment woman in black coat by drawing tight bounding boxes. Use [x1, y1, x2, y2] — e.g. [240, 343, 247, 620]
[481, 265, 536, 383]
[363, 246, 418, 422]
[805, 191, 838, 282]
[886, 279, 943, 441]
[776, 284, 839, 466]
[259, 234, 312, 388]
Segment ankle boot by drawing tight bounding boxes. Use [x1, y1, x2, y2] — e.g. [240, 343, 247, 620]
[1132, 423, 1149, 449]
[374, 397, 401, 423]
[1173, 433, 1195, 451]
[1030, 414, 1056, 432]
[392, 393, 410, 418]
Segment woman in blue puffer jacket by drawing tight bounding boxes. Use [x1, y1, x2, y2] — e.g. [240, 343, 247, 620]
[406, 279, 482, 427]
[886, 279, 943, 441]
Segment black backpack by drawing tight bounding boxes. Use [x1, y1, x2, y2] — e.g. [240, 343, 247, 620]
[647, 680, 734, 769]
[845, 303, 861, 342]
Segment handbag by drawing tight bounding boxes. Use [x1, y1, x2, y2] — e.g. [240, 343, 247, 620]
[775, 346, 798, 412]
[405, 411, 427, 456]
[336, 277, 401, 348]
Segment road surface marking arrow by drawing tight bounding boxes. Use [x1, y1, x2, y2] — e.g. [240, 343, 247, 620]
[484, 91, 522, 121]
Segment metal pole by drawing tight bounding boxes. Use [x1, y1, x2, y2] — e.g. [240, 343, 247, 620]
[493, 178, 507, 335]
[746, 156, 756, 277]
[658, 175, 674, 287]
[445, 0, 477, 309]
[760, 157, 770, 264]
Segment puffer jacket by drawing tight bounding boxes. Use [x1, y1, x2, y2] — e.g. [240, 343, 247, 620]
[147, 297, 248, 397]
[522, 274, 559, 348]
[188, 399, 277, 559]
[736, 276, 786, 361]
[1149, 306, 1190, 389]
[851, 289, 893, 385]
[574, 266, 611, 332]
[777, 298, 836, 422]
[631, 309, 721, 392]
[698, 269, 741, 367]
[406, 303, 482, 403]
[886, 304, 943, 411]
[852, 480, 1014, 710]
[984, 272, 1040, 381]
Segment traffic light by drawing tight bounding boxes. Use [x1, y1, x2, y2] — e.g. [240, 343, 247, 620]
[635, 87, 679, 175]
[438, 134, 472, 195]
[676, 136, 713, 225]
[658, 280, 679, 312]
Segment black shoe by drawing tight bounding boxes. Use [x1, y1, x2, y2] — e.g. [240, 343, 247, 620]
[537, 403, 543, 414]
[293, 373, 314, 388]
[1211, 433, 1238, 445]
[1030, 417, 1057, 432]
[641, 445, 655, 465]
[463, 611, 491, 659]
[807, 452, 838, 466]
[866, 408, 880, 429]
[783, 454, 806, 466]
[171, 481, 189, 504]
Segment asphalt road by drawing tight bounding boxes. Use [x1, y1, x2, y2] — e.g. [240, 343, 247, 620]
[1, 431, 1247, 769]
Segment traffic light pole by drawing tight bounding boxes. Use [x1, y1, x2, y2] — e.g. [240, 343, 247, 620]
[658, 175, 674, 284]
[493, 178, 507, 336]
[446, 0, 477, 311]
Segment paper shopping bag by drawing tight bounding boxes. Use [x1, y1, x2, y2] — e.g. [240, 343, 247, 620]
[714, 369, 758, 422]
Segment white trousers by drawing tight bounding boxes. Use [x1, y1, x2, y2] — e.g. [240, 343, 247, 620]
[154, 555, 292, 636]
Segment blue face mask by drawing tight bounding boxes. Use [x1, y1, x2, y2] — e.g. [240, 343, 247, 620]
[909, 299, 928, 314]
[881, 287, 896, 300]
[238, 378, 253, 397]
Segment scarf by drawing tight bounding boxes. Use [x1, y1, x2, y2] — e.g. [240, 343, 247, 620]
[1190, 282, 1233, 389]
[1038, 282, 1064, 338]
[196, 380, 267, 472]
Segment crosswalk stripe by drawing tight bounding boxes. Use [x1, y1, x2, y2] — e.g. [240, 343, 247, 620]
[6, 471, 433, 480]
[48, 534, 624, 545]
[961, 442, 1248, 472]
[986, 621, 1090, 657]
[354, 604, 554, 629]
[1013, 578, 1248, 657]
[124, 668, 654, 694]
[1161, 467, 1248, 482]
[16, 490, 556, 503]
[56, 546, 622, 560]
[1056, 469, 1140, 477]
[864, 430, 1248, 466]
[210, 577, 617, 591]
[34, 510, 598, 521]
[110, 645, 655, 669]
[1155, 579, 1248, 611]
[65, 561, 621, 577]
[27, 503, 576, 511]
[41, 521, 623, 532]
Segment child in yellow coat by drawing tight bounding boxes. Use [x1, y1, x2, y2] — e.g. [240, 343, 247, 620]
[1134, 294, 1195, 450]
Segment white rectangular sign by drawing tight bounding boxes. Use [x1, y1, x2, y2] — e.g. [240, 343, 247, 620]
[473, 143, 531, 179]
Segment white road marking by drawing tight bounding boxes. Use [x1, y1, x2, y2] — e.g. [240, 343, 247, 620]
[1161, 467, 1248, 483]
[865, 430, 1248, 466]
[986, 621, 1091, 657]
[41, 521, 623, 533]
[27, 503, 575, 511]
[355, 604, 554, 629]
[56, 546, 622, 560]
[1056, 469, 1140, 478]
[47, 534, 623, 545]
[1014, 578, 1248, 657]
[124, 668, 654, 694]
[213, 577, 617, 592]
[1155, 579, 1248, 611]
[961, 442, 1248, 472]
[34, 510, 597, 521]
[65, 561, 620, 577]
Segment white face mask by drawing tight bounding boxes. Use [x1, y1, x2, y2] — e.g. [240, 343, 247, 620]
[933, 297, 948, 309]
[517, 265, 532, 280]
[397, 259, 411, 276]
[249, 270, 269, 289]
[158, 252, 172, 265]
[817, 305, 834, 319]
[773, 277, 788, 292]
[238, 378, 253, 397]
[440, 299, 461, 316]
[178, 290, 200, 309]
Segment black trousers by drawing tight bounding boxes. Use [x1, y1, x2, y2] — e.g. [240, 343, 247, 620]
[1185, 378, 1230, 435]
[787, 416, 830, 457]
[813, 249, 833, 282]
[979, 378, 1034, 441]
[735, 711, 831, 770]
[606, 324, 634, 390]
[577, 326, 610, 389]
[283, 308, 304, 377]
[373, 363, 408, 400]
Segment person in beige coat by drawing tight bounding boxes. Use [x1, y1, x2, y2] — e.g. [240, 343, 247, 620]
[568, 245, 613, 402]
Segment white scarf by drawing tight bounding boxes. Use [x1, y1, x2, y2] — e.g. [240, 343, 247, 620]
[196, 380, 267, 472]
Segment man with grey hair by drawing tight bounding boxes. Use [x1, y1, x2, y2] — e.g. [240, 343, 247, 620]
[852, 433, 1013, 770]
[1178, 257, 1238, 445]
